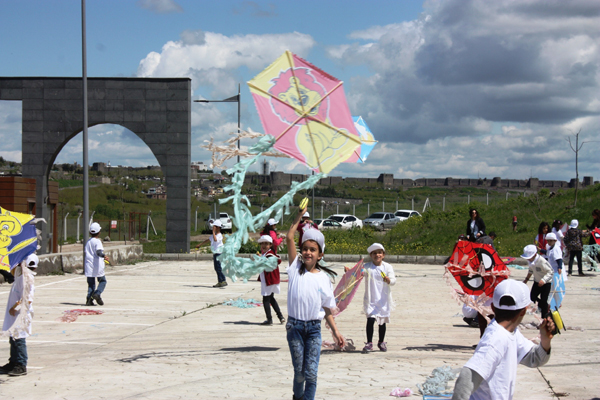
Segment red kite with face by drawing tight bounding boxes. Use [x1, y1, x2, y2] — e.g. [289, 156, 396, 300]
[447, 240, 510, 297]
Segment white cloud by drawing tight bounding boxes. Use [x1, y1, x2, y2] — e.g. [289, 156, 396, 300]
[136, 0, 183, 14]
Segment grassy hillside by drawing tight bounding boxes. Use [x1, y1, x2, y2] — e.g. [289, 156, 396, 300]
[323, 184, 600, 257]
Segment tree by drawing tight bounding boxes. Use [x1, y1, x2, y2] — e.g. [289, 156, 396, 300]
[566, 129, 599, 207]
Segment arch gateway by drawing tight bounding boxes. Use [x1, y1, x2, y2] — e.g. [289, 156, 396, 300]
[0, 77, 192, 254]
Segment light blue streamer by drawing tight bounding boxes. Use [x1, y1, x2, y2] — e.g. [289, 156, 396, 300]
[217, 135, 325, 282]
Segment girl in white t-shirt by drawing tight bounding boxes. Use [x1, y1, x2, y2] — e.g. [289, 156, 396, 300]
[285, 206, 345, 400]
[360, 243, 396, 352]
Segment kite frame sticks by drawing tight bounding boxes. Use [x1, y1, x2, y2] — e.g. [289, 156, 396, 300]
[215, 134, 325, 282]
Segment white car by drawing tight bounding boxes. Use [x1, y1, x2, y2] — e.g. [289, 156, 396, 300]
[394, 209, 421, 222]
[363, 212, 400, 230]
[315, 219, 343, 230]
[206, 212, 233, 232]
[327, 214, 363, 229]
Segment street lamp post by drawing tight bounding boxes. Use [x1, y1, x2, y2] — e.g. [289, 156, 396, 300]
[194, 84, 241, 163]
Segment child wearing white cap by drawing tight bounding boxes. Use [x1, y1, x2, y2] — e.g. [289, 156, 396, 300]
[1, 253, 39, 376]
[521, 244, 553, 318]
[260, 218, 283, 254]
[257, 235, 284, 325]
[198, 220, 227, 287]
[361, 243, 396, 352]
[452, 279, 555, 400]
[285, 205, 345, 400]
[85, 222, 110, 306]
[296, 211, 318, 249]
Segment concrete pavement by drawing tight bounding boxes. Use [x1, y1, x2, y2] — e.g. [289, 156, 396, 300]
[0, 259, 598, 399]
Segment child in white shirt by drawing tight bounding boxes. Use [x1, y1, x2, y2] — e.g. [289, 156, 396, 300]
[85, 223, 109, 306]
[257, 235, 284, 325]
[361, 243, 396, 352]
[452, 279, 555, 400]
[1, 253, 38, 377]
[285, 205, 345, 400]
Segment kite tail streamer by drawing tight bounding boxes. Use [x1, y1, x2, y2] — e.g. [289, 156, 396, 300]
[218, 135, 325, 282]
[583, 244, 600, 272]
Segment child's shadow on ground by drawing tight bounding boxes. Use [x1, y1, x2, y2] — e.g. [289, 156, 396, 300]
[403, 344, 474, 353]
[223, 321, 264, 326]
[219, 346, 280, 352]
[60, 302, 89, 306]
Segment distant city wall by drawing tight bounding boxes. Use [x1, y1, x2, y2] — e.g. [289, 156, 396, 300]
[244, 172, 595, 192]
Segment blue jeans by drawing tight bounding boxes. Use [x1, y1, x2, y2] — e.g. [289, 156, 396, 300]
[286, 316, 322, 400]
[9, 337, 27, 366]
[87, 276, 107, 298]
[213, 254, 226, 283]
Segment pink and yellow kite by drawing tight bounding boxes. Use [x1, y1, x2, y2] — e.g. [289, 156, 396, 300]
[248, 50, 361, 174]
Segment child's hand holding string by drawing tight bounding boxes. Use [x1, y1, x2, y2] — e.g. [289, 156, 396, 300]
[539, 316, 555, 352]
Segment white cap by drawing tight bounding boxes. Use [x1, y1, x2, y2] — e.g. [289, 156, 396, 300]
[258, 235, 273, 244]
[570, 219, 579, 229]
[267, 218, 278, 226]
[25, 253, 39, 269]
[493, 279, 531, 310]
[367, 243, 385, 254]
[303, 212, 310, 218]
[212, 220, 222, 227]
[545, 232, 557, 241]
[89, 222, 101, 234]
[302, 229, 325, 252]
[520, 244, 537, 259]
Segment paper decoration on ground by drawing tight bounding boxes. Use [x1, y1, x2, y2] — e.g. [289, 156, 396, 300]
[223, 297, 262, 308]
[349, 116, 377, 163]
[57, 309, 104, 323]
[0, 207, 39, 271]
[446, 241, 510, 297]
[417, 365, 459, 397]
[549, 272, 566, 310]
[248, 50, 361, 173]
[333, 259, 364, 315]
[500, 256, 516, 265]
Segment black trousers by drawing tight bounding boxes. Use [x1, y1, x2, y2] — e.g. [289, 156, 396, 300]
[530, 281, 552, 318]
[366, 317, 386, 343]
[262, 294, 282, 320]
[568, 250, 583, 274]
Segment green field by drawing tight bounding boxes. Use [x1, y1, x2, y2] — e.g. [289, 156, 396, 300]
[54, 179, 599, 257]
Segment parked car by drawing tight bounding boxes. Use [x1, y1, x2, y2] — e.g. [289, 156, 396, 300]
[363, 212, 400, 230]
[394, 209, 421, 222]
[206, 212, 233, 232]
[327, 214, 363, 229]
[318, 219, 343, 230]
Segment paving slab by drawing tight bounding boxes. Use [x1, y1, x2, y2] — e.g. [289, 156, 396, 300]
[0, 260, 598, 399]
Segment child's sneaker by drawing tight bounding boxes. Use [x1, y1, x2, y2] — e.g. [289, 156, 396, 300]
[362, 342, 373, 353]
[377, 342, 388, 352]
[279, 316, 286, 324]
[8, 364, 26, 376]
[92, 293, 104, 306]
[0, 362, 14, 374]
[85, 297, 95, 306]
[261, 319, 273, 326]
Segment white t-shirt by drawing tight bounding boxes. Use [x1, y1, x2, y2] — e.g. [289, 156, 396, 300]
[84, 237, 105, 277]
[209, 233, 223, 254]
[546, 244, 563, 273]
[465, 320, 534, 400]
[286, 257, 335, 321]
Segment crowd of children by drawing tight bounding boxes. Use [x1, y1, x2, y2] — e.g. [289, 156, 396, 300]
[7, 206, 600, 399]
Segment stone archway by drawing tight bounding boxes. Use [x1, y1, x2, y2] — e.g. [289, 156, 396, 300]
[0, 77, 191, 254]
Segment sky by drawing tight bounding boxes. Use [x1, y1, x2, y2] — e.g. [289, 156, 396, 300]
[0, 0, 599, 181]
